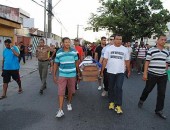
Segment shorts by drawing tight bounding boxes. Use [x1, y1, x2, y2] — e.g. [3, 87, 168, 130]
[58, 77, 76, 96]
[1, 70, 20, 83]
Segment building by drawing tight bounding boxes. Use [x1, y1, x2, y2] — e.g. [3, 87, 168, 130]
[0, 4, 21, 60]
[135, 22, 170, 47]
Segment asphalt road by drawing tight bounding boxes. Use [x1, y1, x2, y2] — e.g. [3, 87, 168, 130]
[0, 71, 170, 130]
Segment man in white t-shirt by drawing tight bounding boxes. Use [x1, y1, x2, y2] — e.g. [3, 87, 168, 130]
[100, 34, 131, 115]
[99, 36, 114, 97]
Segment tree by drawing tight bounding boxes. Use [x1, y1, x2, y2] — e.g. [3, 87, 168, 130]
[88, 0, 170, 42]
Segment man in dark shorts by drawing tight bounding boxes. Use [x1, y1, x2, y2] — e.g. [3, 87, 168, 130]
[0, 39, 23, 100]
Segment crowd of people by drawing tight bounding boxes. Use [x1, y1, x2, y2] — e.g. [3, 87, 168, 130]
[0, 34, 169, 120]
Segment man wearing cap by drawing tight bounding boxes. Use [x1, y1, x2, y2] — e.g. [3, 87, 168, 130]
[0, 39, 23, 100]
[74, 38, 84, 62]
[74, 38, 83, 89]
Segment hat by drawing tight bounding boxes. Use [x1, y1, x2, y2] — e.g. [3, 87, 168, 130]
[74, 38, 79, 42]
[4, 39, 12, 44]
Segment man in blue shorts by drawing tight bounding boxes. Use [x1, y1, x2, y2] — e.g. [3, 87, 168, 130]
[0, 39, 23, 100]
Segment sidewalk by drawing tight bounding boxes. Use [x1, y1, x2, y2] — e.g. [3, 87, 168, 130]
[0, 57, 38, 86]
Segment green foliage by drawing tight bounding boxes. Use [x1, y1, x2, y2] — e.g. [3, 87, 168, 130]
[88, 0, 170, 42]
[83, 40, 91, 45]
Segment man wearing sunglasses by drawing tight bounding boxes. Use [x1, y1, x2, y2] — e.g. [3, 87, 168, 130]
[100, 36, 114, 97]
[100, 34, 130, 115]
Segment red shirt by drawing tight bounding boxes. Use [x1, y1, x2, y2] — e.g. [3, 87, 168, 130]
[75, 46, 83, 57]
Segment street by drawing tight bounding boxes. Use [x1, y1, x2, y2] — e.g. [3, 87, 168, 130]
[0, 68, 170, 130]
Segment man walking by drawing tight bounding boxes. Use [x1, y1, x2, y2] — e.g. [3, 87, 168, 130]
[95, 36, 106, 90]
[138, 35, 169, 119]
[53, 37, 80, 118]
[19, 41, 26, 64]
[0, 39, 23, 100]
[101, 34, 130, 115]
[100, 36, 114, 96]
[136, 41, 147, 74]
[36, 39, 51, 95]
[74, 38, 84, 89]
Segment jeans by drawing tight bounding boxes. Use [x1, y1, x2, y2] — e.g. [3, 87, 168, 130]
[140, 73, 167, 112]
[136, 58, 145, 73]
[19, 54, 26, 63]
[108, 73, 124, 106]
[103, 68, 108, 91]
[27, 52, 32, 60]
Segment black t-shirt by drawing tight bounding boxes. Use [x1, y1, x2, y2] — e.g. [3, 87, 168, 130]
[87, 48, 93, 57]
[95, 45, 104, 61]
[20, 45, 25, 55]
[51, 47, 60, 59]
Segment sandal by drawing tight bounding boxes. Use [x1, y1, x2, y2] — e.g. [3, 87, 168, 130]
[18, 89, 23, 94]
[0, 96, 7, 100]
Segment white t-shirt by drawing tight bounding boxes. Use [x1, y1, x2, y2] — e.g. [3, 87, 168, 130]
[101, 44, 111, 69]
[127, 47, 132, 58]
[104, 44, 129, 74]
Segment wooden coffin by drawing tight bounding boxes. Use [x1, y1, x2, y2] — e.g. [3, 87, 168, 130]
[81, 63, 99, 82]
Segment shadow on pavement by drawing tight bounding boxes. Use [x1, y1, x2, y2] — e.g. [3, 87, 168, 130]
[0, 108, 44, 130]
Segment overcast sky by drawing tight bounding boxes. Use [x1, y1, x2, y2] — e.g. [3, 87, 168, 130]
[1, 0, 170, 42]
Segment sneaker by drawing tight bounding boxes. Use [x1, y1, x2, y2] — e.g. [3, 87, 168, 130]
[138, 100, 144, 108]
[67, 104, 72, 111]
[155, 111, 167, 120]
[56, 110, 64, 118]
[98, 86, 102, 90]
[76, 84, 79, 90]
[138, 72, 141, 75]
[115, 106, 123, 114]
[101, 90, 107, 97]
[109, 102, 115, 110]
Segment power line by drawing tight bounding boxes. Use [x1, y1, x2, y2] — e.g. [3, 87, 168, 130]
[53, 16, 67, 32]
[31, 0, 67, 32]
[31, 0, 44, 8]
[31, 0, 54, 15]
[53, 0, 62, 9]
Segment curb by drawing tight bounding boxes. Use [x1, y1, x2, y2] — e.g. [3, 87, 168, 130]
[0, 68, 38, 86]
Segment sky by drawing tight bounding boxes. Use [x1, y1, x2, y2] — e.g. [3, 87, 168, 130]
[1, 0, 170, 42]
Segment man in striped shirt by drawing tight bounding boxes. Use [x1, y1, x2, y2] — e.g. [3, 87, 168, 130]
[136, 41, 147, 74]
[138, 35, 169, 119]
[53, 37, 80, 118]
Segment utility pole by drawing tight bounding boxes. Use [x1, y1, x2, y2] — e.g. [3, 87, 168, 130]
[77, 24, 83, 39]
[48, 0, 52, 38]
[44, 0, 47, 43]
[61, 27, 62, 39]
[77, 25, 79, 39]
